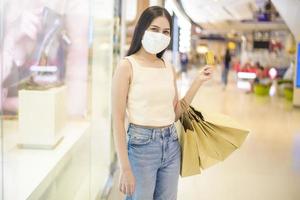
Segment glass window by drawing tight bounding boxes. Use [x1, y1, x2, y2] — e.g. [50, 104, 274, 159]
[0, 0, 119, 199]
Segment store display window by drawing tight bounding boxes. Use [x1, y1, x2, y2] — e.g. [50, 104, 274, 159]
[1, 0, 119, 199]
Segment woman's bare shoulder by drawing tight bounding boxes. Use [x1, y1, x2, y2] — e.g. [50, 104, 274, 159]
[113, 58, 133, 80]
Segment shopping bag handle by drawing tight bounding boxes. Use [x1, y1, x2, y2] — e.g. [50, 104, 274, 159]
[180, 98, 189, 111]
[190, 106, 205, 121]
[180, 98, 205, 122]
[179, 99, 194, 132]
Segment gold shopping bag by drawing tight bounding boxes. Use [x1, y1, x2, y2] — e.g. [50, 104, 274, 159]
[179, 100, 250, 177]
[179, 112, 201, 177]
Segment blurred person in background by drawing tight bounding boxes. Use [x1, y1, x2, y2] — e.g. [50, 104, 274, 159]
[180, 52, 188, 74]
[253, 62, 266, 84]
[248, 62, 271, 93]
[222, 48, 231, 90]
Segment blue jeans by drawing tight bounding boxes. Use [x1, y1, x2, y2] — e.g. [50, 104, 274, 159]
[222, 67, 230, 86]
[125, 123, 181, 200]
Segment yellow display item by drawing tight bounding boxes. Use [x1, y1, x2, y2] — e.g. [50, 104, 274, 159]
[227, 42, 236, 50]
[205, 51, 215, 65]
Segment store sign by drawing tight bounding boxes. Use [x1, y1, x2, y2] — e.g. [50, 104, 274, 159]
[253, 31, 270, 49]
[297, 43, 300, 88]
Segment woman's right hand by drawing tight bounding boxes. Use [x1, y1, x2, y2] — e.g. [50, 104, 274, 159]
[119, 168, 136, 196]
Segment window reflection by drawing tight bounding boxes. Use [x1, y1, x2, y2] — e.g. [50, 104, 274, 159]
[1, 0, 89, 117]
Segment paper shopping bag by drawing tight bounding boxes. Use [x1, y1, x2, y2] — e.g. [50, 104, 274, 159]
[179, 100, 249, 177]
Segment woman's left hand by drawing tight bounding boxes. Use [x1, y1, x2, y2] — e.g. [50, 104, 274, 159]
[197, 65, 213, 83]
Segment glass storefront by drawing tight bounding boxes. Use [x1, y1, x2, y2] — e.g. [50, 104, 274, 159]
[0, 0, 119, 199]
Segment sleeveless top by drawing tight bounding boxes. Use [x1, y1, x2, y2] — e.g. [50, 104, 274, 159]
[125, 56, 176, 126]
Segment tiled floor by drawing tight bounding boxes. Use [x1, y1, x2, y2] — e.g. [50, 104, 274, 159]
[177, 69, 300, 200]
[109, 68, 300, 200]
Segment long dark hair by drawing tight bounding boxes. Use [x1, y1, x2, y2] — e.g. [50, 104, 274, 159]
[126, 6, 172, 58]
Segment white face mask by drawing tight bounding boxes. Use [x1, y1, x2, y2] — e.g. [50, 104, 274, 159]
[141, 30, 171, 54]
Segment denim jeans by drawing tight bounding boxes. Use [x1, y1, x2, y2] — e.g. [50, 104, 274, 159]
[125, 123, 181, 200]
[222, 67, 230, 86]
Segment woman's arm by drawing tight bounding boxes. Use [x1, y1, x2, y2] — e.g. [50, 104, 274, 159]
[171, 65, 213, 121]
[111, 59, 135, 195]
[112, 59, 131, 171]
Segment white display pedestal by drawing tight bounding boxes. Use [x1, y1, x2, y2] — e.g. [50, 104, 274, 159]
[18, 86, 67, 149]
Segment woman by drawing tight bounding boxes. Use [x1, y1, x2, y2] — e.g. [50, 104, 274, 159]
[112, 6, 213, 200]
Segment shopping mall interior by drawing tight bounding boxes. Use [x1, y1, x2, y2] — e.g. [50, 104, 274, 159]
[0, 0, 300, 199]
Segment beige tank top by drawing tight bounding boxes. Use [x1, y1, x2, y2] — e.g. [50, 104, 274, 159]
[125, 56, 176, 126]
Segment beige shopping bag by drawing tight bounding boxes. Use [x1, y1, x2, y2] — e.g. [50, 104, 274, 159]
[179, 100, 249, 177]
[179, 113, 201, 177]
